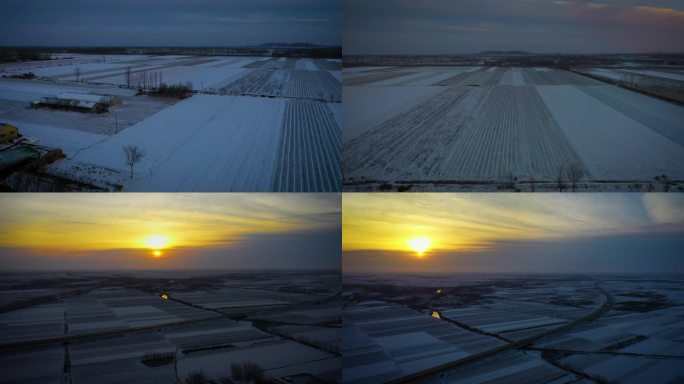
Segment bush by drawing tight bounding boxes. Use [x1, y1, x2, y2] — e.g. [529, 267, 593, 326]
[154, 82, 193, 99]
[231, 361, 265, 383]
[185, 371, 208, 384]
[140, 351, 174, 367]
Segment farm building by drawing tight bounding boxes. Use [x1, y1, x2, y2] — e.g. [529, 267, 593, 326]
[31, 92, 121, 113]
[0, 123, 19, 144]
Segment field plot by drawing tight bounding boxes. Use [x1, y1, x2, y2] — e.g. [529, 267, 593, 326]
[0, 346, 65, 384]
[439, 350, 576, 384]
[344, 69, 417, 86]
[343, 66, 684, 191]
[344, 85, 585, 181]
[221, 68, 290, 97]
[0, 302, 66, 344]
[72, 94, 286, 191]
[273, 100, 341, 191]
[343, 86, 443, 142]
[284, 69, 342, 102]
[580, 67, 684, 103]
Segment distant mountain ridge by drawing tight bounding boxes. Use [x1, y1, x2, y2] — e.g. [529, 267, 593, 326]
[258, 42, 335, 48]
[477, 50, 534, 55]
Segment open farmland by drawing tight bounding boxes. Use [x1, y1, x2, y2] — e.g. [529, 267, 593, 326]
[0, 54, 341, 192]
[343, 274, 684, 384]
[343, 66, 684, 191]
[0, 271, 341, 384]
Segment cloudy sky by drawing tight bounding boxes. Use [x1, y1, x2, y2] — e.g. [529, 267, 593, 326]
[1, 0, 341, 46]
[344, 0, 684, 54]
[343, 194, 684, 274]
[0, 194, 340, 270]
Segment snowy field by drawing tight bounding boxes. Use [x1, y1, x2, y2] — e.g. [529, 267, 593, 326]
[342, 66, 684, 191]
[344, 274, 684, 384]
[0, 54, 341, 191]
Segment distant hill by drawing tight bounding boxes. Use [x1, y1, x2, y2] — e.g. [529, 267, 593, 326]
[258, 42, 331, 48]
[477, 50, 534, 56]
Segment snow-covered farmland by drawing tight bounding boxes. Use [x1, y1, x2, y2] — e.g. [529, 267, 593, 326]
[0, 54, 341, 191]
[343, 66, 684, 191]
[343, 302, 505, 383]
[0, 271, 340, 384]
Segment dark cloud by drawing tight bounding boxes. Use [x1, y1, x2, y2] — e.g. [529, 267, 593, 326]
[344, 0, 684, 54]
[1, 0, 341, 46]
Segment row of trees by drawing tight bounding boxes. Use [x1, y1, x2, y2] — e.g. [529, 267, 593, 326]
[125, 67, 164, 89]
[0, 49, 50, 63]
[620, 73, 684, 103]
[184, 361, 268, 384]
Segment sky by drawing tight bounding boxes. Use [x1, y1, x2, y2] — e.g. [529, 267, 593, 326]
[343, 194, 684, 274]
[344, 0, 684, 54]
[0, 0, 341, 46]
[0, 193, 340, 270]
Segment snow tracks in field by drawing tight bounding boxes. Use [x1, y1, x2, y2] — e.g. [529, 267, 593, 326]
[344, 69, 416, 86]
[222, 69, 290, 97]
[284, 70, 342, 102]
[273, 100, 341, 191]
[344, 87, 478, 179]
[223, 69, 341, 101]
[433, 67, 506, 86]
[445, 86, 584, 179]
[344, 85, 584, 181]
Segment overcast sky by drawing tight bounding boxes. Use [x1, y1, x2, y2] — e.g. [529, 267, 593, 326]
[343, 194, 684, 274]
[0, 194, 340, 271]
[344, 0, 684, 54]
[1, 0, 341, 46]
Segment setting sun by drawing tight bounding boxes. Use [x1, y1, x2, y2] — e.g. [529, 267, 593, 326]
[407, 237, 431, 256]
[145, 235, 170, 250]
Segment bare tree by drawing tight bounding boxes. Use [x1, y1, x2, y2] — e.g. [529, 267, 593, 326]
[654, 174, 674, 192]
[125, 67, 132, 88]
[74, 66, 81, 82]
[567, 164, 584, 192]
[556, 166, 566, 192]
[123, 145, 145, 179]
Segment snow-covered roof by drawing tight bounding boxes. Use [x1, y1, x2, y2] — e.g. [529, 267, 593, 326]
[57, 92, 107, 103]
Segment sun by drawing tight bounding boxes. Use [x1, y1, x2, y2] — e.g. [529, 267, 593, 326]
[407, 236, 432, 256]
[144, 234, 170, 250]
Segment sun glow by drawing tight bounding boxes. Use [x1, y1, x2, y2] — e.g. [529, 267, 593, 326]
[152, 250, 162, 257]
[407, 236, 432, 256]
[144, 235, 170, 250]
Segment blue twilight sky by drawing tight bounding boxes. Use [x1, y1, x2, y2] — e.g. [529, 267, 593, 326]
[1, 0, 341, 46]
[344, 0, 684, 54]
